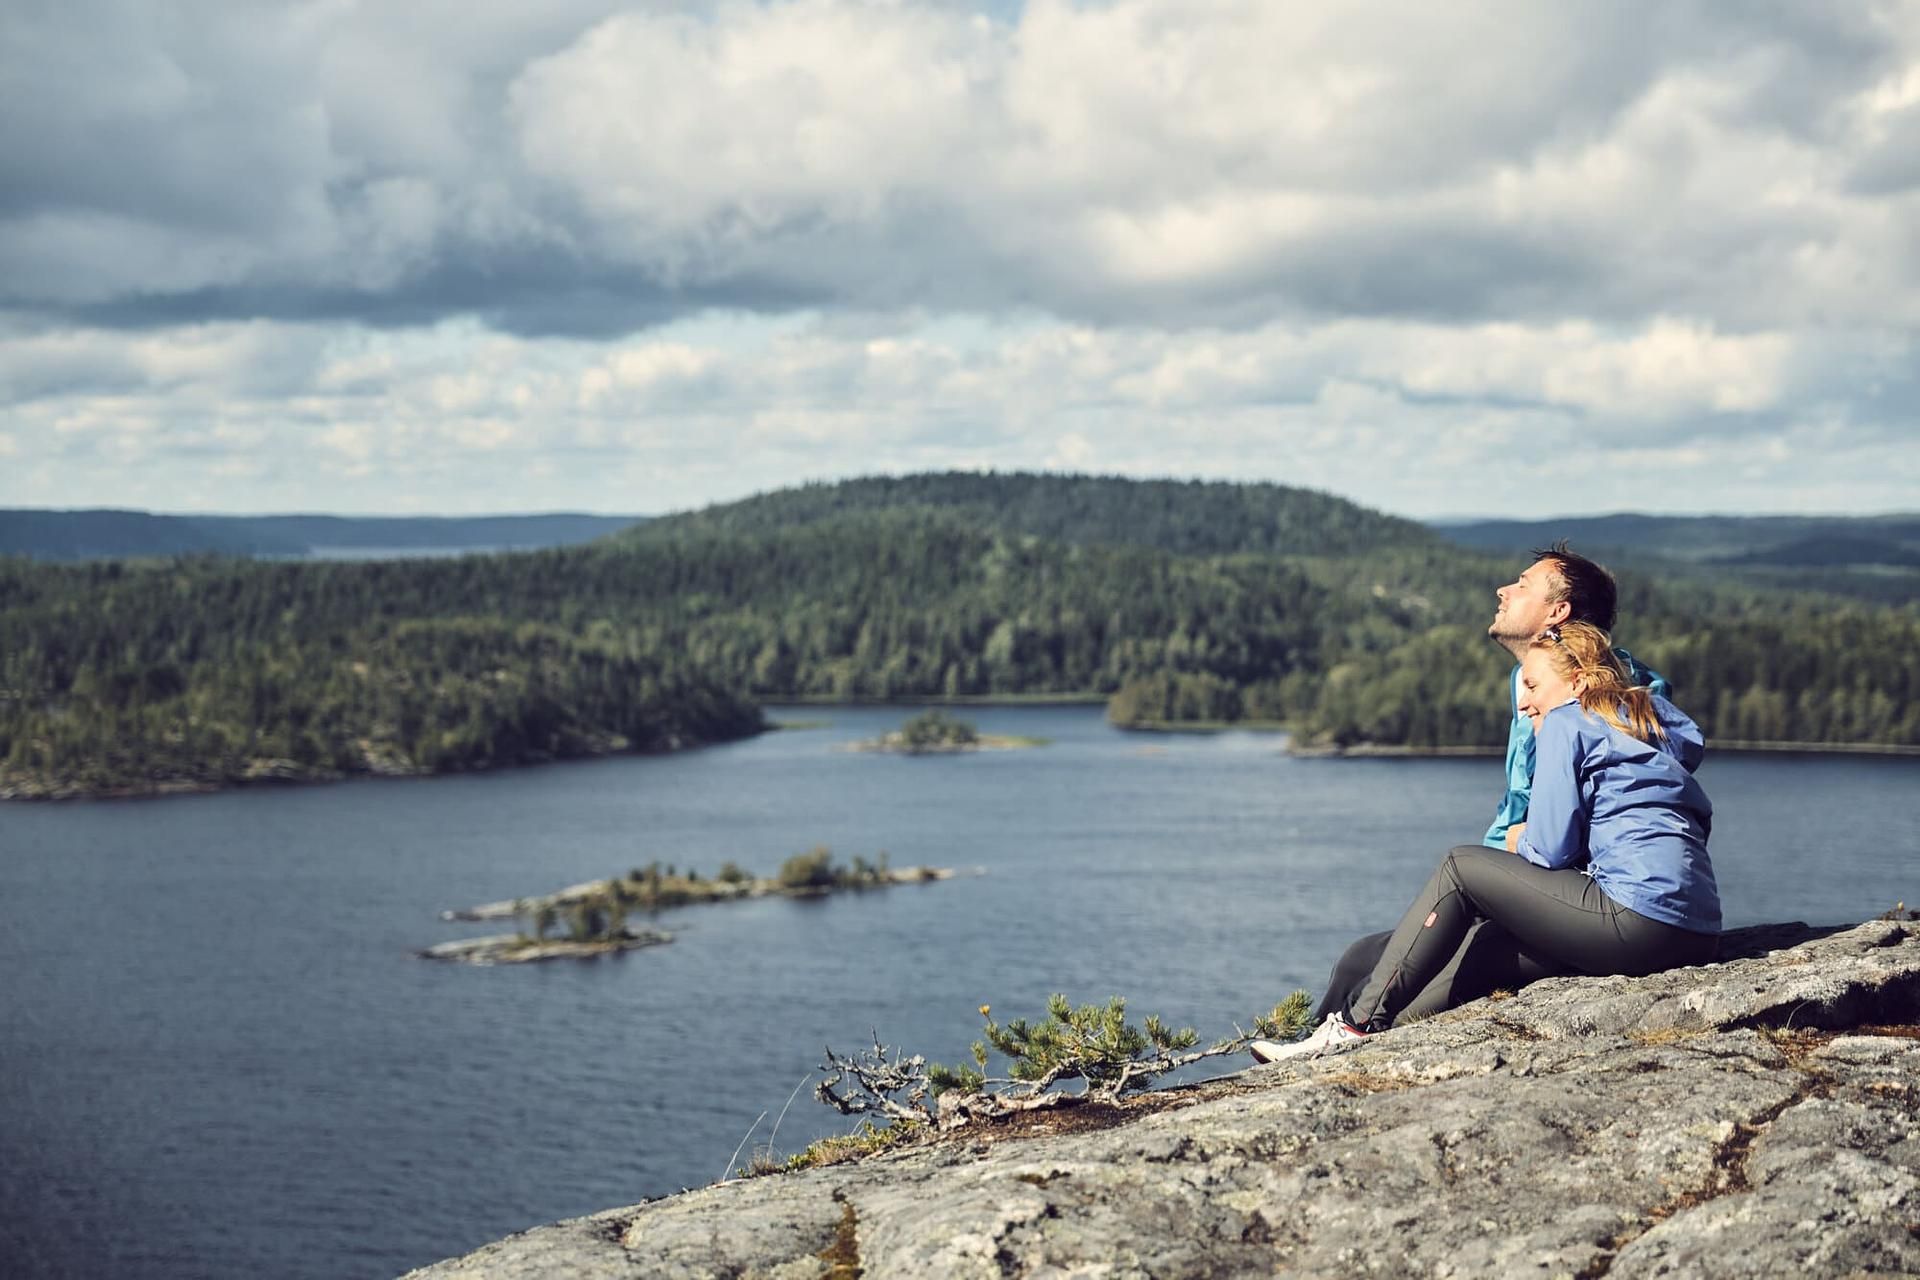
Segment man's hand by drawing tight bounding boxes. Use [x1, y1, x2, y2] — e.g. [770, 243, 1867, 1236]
[1504, 822, 1526, 853]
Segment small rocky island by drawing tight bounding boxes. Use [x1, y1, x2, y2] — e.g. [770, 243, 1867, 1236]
[418, 926, 673, 965]
[407, 918, 1920, 1275]
[847, 708, 1045, 755]
[422, 849, 955, 965]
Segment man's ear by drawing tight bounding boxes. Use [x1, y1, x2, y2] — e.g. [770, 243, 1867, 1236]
[1544, 598, 1572, 628]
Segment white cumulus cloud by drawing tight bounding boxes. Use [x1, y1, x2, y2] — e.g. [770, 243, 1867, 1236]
[2, 1, 1918, 516]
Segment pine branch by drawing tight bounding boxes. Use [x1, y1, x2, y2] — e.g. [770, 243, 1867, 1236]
[813, 990, 1316, 1136]
[815, 1034, 935, 1127]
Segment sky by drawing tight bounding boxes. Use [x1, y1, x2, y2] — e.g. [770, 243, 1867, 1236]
[3, 0, 1919, 520]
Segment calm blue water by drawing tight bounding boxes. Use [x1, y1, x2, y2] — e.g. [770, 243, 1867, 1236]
[2, 706, 1914, 1279]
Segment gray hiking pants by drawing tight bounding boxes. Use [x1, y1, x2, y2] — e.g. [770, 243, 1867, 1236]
[1347, 845, 1718, 1032]
[1314, 920, 1568, 1029]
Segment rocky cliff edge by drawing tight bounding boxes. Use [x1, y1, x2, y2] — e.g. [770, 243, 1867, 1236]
[407, 919, 1920, 1279]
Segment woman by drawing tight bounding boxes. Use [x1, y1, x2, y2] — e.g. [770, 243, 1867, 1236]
[1253, 621, 1719, 1062]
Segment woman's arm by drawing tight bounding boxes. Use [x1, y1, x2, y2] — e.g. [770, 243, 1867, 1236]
[1515, 707, 1589, 869]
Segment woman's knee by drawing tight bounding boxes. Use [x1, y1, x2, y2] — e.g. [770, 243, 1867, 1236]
[1438, 844, 1499, 892]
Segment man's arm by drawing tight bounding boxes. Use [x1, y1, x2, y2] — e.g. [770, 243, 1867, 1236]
[1482, 666, 1534, 849]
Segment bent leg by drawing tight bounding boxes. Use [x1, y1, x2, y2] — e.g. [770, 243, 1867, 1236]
[1316, 924, 1563, 1028]
[1393, 920, 1570, 1024]
[1347, 844, 1712, 1031]
[1313, 930, 1390, 1024]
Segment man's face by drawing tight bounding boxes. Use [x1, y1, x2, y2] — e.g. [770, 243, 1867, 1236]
[1490, 558, 1569, 646]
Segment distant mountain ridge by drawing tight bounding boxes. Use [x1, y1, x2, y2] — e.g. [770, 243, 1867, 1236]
[15, 492, 1917, 570]
[1429, 512, 1920, 568]
[0, 510, 646, 561]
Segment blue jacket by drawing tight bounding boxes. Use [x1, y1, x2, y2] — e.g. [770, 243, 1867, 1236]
[1483, 648, 1667, 850]
[1515, 694, 1719, 934]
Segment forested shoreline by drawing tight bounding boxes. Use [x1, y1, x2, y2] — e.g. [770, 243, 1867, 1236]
[4, 473, 1915, 798]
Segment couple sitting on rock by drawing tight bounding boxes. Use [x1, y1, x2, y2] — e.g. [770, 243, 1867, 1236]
[1251, 543, 1721, 1063]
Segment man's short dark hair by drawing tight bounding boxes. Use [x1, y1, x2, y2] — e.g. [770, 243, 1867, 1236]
[1531, 540, 1618, 632]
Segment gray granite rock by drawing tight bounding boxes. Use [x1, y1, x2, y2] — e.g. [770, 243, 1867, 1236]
[405, 921, 1920, 1279]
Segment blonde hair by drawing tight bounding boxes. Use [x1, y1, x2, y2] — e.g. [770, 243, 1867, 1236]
[1529, 621, 1664, 744]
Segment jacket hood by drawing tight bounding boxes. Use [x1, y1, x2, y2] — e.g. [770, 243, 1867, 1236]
[1651, 694, 1706, 771]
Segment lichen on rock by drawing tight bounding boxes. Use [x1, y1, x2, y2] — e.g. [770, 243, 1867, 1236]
[403, 921, 1920, 1279]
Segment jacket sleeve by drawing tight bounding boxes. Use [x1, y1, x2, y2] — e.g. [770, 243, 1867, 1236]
[1515, 707, 1588, 869]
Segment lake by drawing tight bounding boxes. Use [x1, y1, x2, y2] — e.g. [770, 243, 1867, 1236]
[2, 706, 1914, 1279]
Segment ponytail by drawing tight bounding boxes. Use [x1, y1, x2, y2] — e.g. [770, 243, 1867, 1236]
[1531, 621, 1666, 746]
[1575, 663, 1665, 745]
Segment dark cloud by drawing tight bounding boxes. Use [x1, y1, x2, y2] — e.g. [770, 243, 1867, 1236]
[1, 1, 1917, 340]
[64, 244, 827, 339]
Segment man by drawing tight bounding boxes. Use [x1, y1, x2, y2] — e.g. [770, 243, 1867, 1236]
[1481, 541, 1667, 854]
[1296, 542, 1669, 1032]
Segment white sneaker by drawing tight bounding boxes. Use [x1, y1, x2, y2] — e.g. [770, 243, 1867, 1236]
[1249, 1012, 1369, 1064]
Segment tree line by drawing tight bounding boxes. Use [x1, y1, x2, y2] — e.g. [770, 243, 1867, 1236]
[2, 473, 1914, 795]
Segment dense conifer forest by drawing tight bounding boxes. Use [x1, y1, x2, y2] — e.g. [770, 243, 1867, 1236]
[3, 472, 1915, 797]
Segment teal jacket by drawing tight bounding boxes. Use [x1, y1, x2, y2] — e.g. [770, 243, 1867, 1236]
[1482, 648, 1669, 850]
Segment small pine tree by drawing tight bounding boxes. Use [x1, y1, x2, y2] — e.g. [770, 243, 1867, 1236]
[900, 708, 978, 750]
[778, 846, 838, 889]
[924, 991, 1313, 1105]
[976, 995, 1198, 1096]
[1253, 991, 1313, 1040]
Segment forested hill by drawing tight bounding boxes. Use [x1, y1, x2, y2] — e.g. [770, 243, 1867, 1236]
[3, 473, 1917, 798]
[628, 472, 1437, 558]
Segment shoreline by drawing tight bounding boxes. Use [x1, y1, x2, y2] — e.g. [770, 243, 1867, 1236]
[1287, 741, 1501, 758]
[1709, 738, 1920, 757]
[771, 693, 1109, 707]
[9, 708, 1918, 803]
[1287, 738, 1920, 760]
[1113, 718, 1291, 735]
[0, 723, 770, 803]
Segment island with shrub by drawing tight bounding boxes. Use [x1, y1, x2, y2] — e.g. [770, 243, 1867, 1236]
[422, 847, 957, 964]
[847, 708, 1046, 755]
